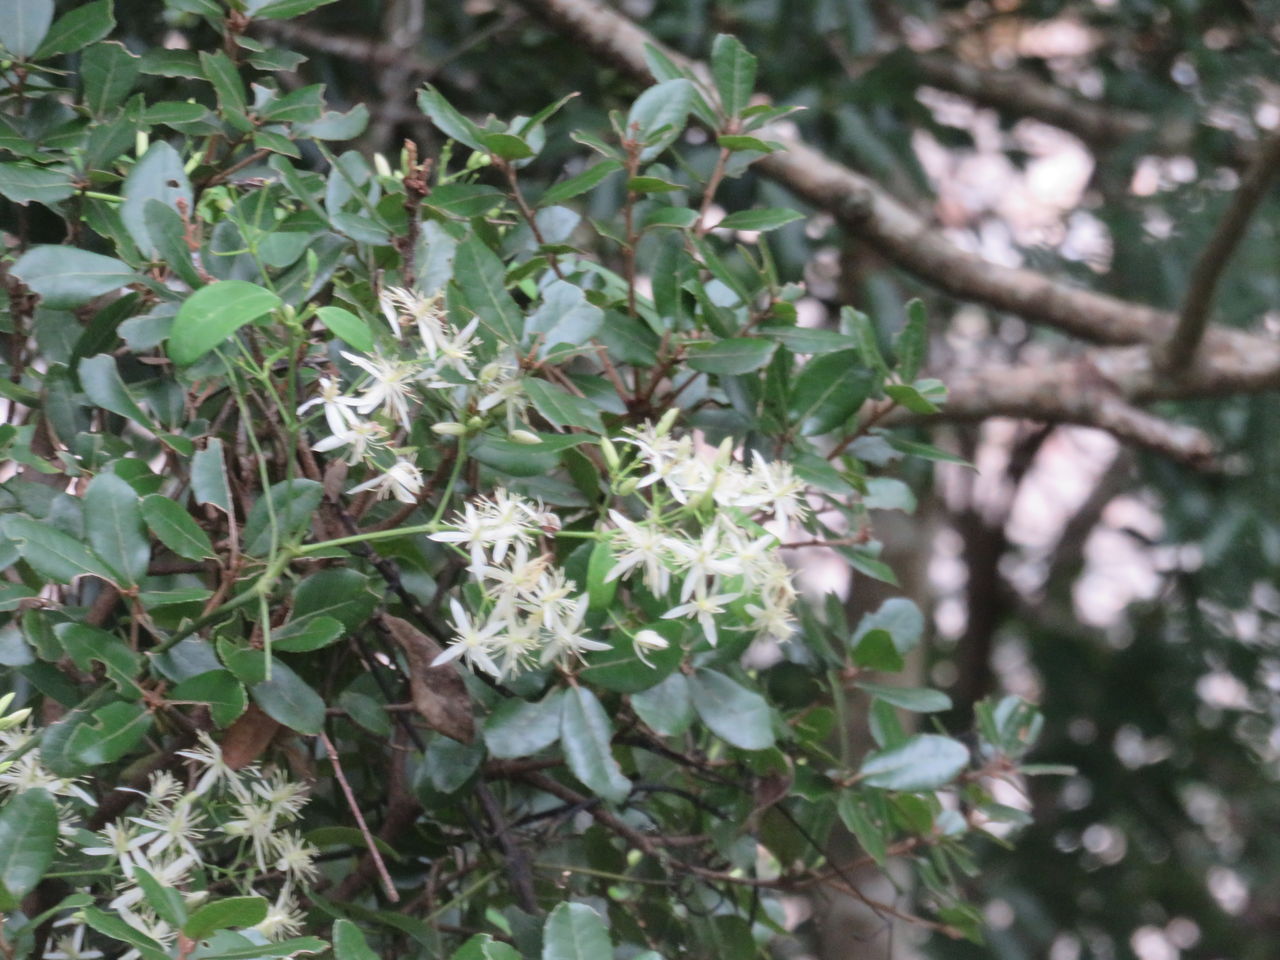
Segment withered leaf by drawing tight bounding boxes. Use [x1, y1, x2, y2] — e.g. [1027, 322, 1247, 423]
[383, 614, 475, 744]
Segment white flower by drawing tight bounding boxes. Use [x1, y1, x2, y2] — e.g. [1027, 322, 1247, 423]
[221, 799, 278, 871]
[744, 597, 797, 642]
[431, 599, 504, 678]
[538, 595, 610, 667]
[605, 510, 673, 595]
[662, 587, 740, 648]
[272, 831, 320, 884]
[632, 628, 669, 668]
[178, 732, 248, 799]
[251, 769, 309, 819]
[348, 457, 424, 504]
[110, 852, 196, 911]
[296, 376, 361, 436]
[129, 797, 204, 861]
[749, 458, 808, 532]
[254, 890, 305, 941]
[381, 286, 446, 350]
[82, 822, 149, 878]
[342, 350, 421, 431]
[312, 417, 389, 465]
[429, 489, 538, 571]
[430, 316, 480, 379]
[45, 922, 103, 960]
[667, 528, 744, 601]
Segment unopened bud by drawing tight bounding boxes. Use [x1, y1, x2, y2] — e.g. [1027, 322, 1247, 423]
[655, 408, 680, 436]
[634, 629, 669, 651]
[432, 421, 467, 436]
[714, 436, 734, 468]
[0, 707, 30, 731]
[372, 152, 393, 178]
[509, 429, 541, 445]
[600, 437, 620, 471]
[466, 415, 486, 430]
[616, 477, 640, 496]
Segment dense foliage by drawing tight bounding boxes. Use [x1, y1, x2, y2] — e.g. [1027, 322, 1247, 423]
[0, 2, 1079, 959]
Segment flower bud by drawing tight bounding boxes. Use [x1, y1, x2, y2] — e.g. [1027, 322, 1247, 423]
[600, 437, 620, 471]
[655, 408, 680, 437]
[634, 629, 669, 651]
[466, 415, 487, 430]
[616, 477, 640, 496]
[509, 429, 541, 445]
[432, 421, 467, 436]
[372, 152, 393, 178]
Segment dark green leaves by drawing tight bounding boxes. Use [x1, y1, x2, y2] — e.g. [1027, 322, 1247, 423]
[453, 236, 522, 344]
[540, 160, 622, 206]
[0, 163, 76, 205]
[242, 479, 324, 555]
[250, 659, 325, 735]
[0, 0, 54, 60]
[0, 789, 57, 907]
[687, 338, 777, 375]
[717, 208, 801, 232]
[2, 515, 120, 585]
[34, 0, 114, 60]
[560, 686, 630, 803]
[142, 495, 216, 561]
[85, 472, 150, 586]
[711, 34, 758, 119]
[121, 141, 192, 257]
[168, 281, 282, 365]
[626, 79, 694, 161]
[859, 734, 970, 791]
[171, 670, 247, 728]
[183, 897, 269, 940]
[11, 247, 140, 309]
[417, 84, 485, 152]
[541, 902, 612, 960]
[690, 669, 774, 750]
[523, 378, 602, 432]
[484, 690, 563, 759]
[315, 306, 375, 352]
[81, 41, 139, 116]
[788, 350, 874, 435]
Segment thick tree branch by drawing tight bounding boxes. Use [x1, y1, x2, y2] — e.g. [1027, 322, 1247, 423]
[1162, 132, 1280, 371]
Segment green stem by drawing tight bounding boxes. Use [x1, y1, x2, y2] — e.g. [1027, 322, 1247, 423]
[428, 437, 469, 528]
[294, 521, 442, 555]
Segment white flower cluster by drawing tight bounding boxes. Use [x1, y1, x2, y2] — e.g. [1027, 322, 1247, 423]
[6, 732, 318, 960]
[429, 490, 608, 679]
[297, 287, 531, 503]
[608, 423, 805, 648]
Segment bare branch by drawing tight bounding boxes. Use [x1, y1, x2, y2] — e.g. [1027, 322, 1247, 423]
[1162, 133, 1280, 371]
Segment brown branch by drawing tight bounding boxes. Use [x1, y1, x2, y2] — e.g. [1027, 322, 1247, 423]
[1162, 132, 1280, 371]
[321, 732, 400, 902]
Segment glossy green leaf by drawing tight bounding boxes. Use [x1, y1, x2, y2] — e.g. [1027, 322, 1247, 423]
[0, 163, 75, 205]
[717, 208, 802, 231]
[79, 353, 153, 425]
[183, 897, 269, 940]
[85, 472, 150, 586]
[417, 84, 485, 152]
[627, 78, 694, 161]
[289, 568, 377, 632]
[423, 183, 506, 219]
[758, 324, 856, 355]
[81, 41, 140, 115]
[523, 377, 602, 431]
[168, 280, 281, 365]
[711, 33, 757, 118]
[171, 670, 248, 728]
[11, 246, 139, 309]
[82, 907, 167, 960]
[690, 669, 775, 750]
[250, 659, 326, 734]
[859, 734, 970, 791]
[541, 901, 613, 960]
[315, 305, 374, 353]
[631, 671, 694, 737]
[484, 690, 563, 759]
[895, 298, 927, 382]
[271, 615, 344, 653]
[687, 337, 777, 375]
[0, 788, 57, 904]
[857, 682, 952, 713]
[853, 597, 924, 655]
[69, 701, 152, 764]
[525, 280, 604, 357]
[2, 514, 119, 585]
[453, 235, 522, 343]
[789, 350, 874, 435]
[246, 0, 340, 18]
[0, 0, 53, 59]
[34, 0, 114, 59]
[851, 628, 903, 672]
[560, 686, 631, 803]
[131, 867, 187, 927]
[332, 920, 379, 960]
[192, 439, 233, 515]
[195, 936, 327, 959]
[540, 160, 623, 206]
[580, 621, 682, 693]
[142, 495, 215, 561]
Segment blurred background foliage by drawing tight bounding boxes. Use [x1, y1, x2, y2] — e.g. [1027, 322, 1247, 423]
[46, 0, 1280, 957]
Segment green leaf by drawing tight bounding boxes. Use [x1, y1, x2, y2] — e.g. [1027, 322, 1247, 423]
[337, 690, 391, 736]
[192, 439, 233, 514]
[631, 671, 693, 737]
[79, 353, 153, 426]
[271, 616, 344, 653]
[711, 33, 757, 118]
[857, 682, 952, 713]
[851, 629, 903, 672]
[478, 131, 534, 160]
[196, 936, 327, 959]
[199, 50, 247, 115]
[314, 305, 374, 353]
[423, 183, 506, 219]
[85, 472, 150, 586]
[56, 623, 141, 696]
[758, 324, 856, 355]
[541, 902, 613, 960]
[332, 920, 378, 960]
[690, 669, 775, 750]
[626, 175, 683, 193]
[423, 736, 483, 794]
[484, 690, 563, 758]
[560, 686, 631, 803]
[251, 659, 325, 735]
[168, 281, 282, 365]
[142, 495, 216, 561]
[69, 701, 152, 764]
[717, 134, 779, 152]
[171, 670, 247, 728]
[0, 163, 75, 205]
[0, 0, 53, 59]
[540, 160, 623, 206]
[34, 0, 114, 59]
[183, 897, 269, 940]
[246, 0, 340, 19]
[895, 298, 927, 382]
[884, 383, 940, 414]
[242, 479, 323, 556]
[525, 279, 604, 357]
[121, 141, 193, 258]
[627, 78, 695, 162]
[853, 597, 924, 655]
[290, 568, 376, 632]
[82, 906, 167, 960]
[788, 350, 874, 435]
[417, 84, 486, 152]
[131, 868, 187, 927]
[882, 434, 971, 467]
[11, 246, 139, 309]
[586, 540, 618, 614]
[580, 623, 682, 693]
[0, 788, 57, 904]
[686, 338, 777, 375]
[81, 41, 140, 115]
[523, 378, 602, 432]
[2, 514, 119, 584]
[717, 208, 802, 232]
[452, 235, 522, 343]
[836, 793, 887, 866]
[844, 306, 890, 379]
[858, 734, 970, 791]
[145, 199, 205, 288]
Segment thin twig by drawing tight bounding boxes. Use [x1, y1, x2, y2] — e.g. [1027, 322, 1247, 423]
[321, 731, 400, 902]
